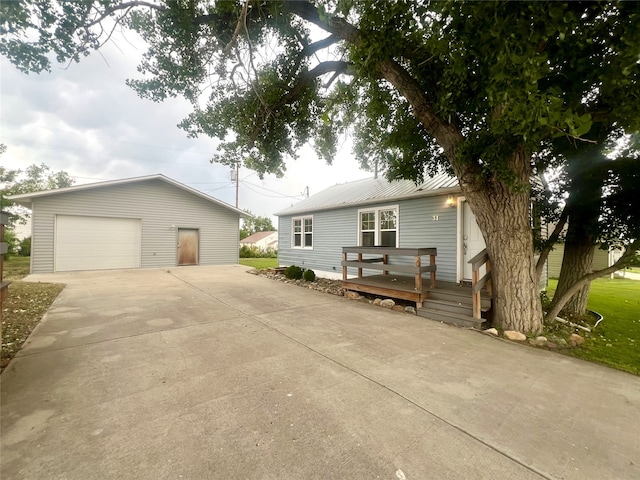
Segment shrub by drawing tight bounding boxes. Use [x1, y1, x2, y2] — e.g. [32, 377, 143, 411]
[239, 244, 278, 258]
[303, 269, 316, 282]
[239, 244, 259, 258]
[19, 237, 31, 257]
[284, 265, 304, 280]
[263, 247, 278, 258]
[2, 228, 18, 259]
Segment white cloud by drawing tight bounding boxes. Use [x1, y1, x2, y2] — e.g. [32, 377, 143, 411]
[0, 33, 370, 223]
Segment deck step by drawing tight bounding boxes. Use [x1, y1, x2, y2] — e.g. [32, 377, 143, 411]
[427, 289, 491, 309]
[422, 298, 482, 316]
[417, 307, 485, 328]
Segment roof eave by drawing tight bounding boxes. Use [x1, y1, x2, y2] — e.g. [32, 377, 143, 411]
[6, 174, 247, 216]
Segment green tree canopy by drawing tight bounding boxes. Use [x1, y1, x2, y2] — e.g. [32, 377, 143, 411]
[3, 1, 639, 334]
[0, 162, 74, 227]
[240, 211, 275, 240]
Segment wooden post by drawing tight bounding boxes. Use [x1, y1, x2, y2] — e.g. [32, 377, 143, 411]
[430, 254, 436, 288]
[414, 255, 422, 292]
[472, 268, 480, 320]
[486, 260, 492, 297]
[383, 254, 388, 275]
[0, 212, 11, 325]
[357, 252, 363, 278]
[342, 251, 347, 280]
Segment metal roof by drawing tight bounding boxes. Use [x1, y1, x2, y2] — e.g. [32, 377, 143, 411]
[275, 173, 460, 216]
[7, 174, 248, 217]
[240, 231, 277, 243]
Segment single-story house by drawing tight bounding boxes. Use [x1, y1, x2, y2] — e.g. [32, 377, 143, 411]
[240, 230, 278, 251]
[8, 174, 247, 273]
[547, 243, 623, 278]
[275, 174, 487, 283]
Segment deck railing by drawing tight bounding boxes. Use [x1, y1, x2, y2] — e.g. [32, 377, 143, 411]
[468, 248, 492, 320]
[342, 246, 437, 289]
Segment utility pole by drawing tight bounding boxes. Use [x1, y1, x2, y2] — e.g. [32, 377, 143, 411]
[230, 163, 239, 208]
[235, 162, 239, 208]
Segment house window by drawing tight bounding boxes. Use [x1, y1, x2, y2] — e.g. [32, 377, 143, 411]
[358, 206, 398, 247]
[361, 212, 375, 246]
[293, 216, 313, 248]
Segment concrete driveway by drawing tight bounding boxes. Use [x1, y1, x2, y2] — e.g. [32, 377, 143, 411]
[1, 266, 638, 480]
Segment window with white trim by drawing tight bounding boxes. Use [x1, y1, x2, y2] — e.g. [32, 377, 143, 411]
[358, 206, 398, 247]
[292, 216, 313, 248]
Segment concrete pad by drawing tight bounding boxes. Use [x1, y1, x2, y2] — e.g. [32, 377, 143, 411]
[2, 266, 639, 480]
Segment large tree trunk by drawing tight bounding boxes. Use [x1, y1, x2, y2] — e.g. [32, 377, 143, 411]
[373, 57, 543, 334]
[549, 235, 595, 316]
[462, 151, 544, 335]
[548, 151, 603, 317]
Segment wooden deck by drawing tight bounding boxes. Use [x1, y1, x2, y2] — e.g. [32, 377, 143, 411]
[343, 274, 429, 304]
[341, 246, 438, 307]
[342, 274, 479, 306]
[341, 245, 493, 321]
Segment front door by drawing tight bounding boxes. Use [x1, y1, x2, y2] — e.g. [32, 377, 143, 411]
[177, 229, 199, 266]
[461, 200, 486, 281]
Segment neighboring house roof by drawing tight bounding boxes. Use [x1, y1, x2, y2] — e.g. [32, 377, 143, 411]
[275, 174, 459, 216]
[7, 173, 249, 217]
[240, 231, 277, 244]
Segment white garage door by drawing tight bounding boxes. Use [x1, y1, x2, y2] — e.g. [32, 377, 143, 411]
[55, 215, 141, 272]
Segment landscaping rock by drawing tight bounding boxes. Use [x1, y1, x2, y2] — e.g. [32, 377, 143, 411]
[392, 305, 405, 312]
[484, 328, 499, 336]
[404, 306, 416, 314]
[547, 341, 558, 350]
[373, 298, 382, 306]
[532, 336, 548, 347]
[346, 291, 363, 300]
[568, 333, 585, 347]
[380, 299, 396, 309]
[503, 330, 526, 341]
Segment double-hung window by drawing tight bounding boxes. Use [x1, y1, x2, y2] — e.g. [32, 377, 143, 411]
[358, 206, 398, 247]
[292, 216, 313, 248]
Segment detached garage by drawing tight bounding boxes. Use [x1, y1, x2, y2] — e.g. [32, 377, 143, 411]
[9, 174, 246, 273]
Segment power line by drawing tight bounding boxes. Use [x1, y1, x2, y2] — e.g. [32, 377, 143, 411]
[241, 179, 305, 199]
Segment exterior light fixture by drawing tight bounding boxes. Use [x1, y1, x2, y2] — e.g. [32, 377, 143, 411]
[446, 195, 455, 207]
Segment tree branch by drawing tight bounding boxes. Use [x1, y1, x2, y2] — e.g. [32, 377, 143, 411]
[223, 0, 250, 55]
[301, 35, 340, 57]
[86, 1, 165, 28]
[377, 58, 463, 159]
[284, 1, 463, 162]
[544, 239, 640, 323]
[284, 0, 360, 43]
[536, 206, 568, 279]
[281, 60, 353, 103]
[248, 60, 353, 144]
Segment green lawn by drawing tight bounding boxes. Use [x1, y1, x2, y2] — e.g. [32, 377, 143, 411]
[239, 258, 278, 269]
[3, 256, 31, 281]
[547, 277, 640, 375]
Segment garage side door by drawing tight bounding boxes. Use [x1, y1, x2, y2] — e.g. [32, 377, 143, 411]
[55, 215, 141, 272]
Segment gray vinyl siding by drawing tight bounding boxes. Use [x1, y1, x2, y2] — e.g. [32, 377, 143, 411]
[547, 243, 565, 278]
[547, 243, 610, 278]
[278, 194, 459, 282]
[278, 208, 359, 276]
[31, 179, 239, 273]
